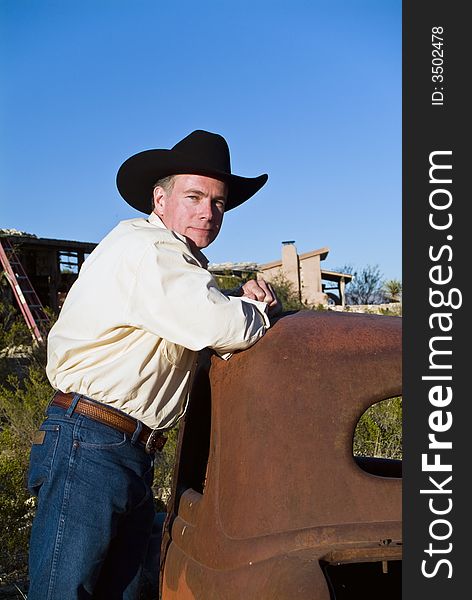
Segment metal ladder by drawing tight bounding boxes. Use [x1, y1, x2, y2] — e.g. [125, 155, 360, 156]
[0, 237, 50, 343]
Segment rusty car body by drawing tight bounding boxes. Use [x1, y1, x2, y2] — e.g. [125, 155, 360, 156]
[159, 310, 402, 599]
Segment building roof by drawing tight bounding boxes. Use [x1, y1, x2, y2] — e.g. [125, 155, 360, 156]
[259, 246, 330, 270]
[1, 232, 97, 253]
[321, 269, 353, 282]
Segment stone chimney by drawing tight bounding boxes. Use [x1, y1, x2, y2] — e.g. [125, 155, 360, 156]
[281, 241, 301, 299]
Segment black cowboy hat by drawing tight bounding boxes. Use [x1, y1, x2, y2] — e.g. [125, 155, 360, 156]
[116, 129, 268, 213]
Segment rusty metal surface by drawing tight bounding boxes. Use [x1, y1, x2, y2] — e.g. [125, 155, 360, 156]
[161, 310, 402, 599]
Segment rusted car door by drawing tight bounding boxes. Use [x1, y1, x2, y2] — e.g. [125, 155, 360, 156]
[160, 310, 402, 599]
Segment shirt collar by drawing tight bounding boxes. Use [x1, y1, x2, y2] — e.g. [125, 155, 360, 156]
[147, 212, 209, 268]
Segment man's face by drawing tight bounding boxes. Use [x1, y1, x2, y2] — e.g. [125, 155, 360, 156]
[153, 174, 227, 250]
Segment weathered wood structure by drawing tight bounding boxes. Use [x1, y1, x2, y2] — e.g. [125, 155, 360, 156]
[0, 231, 97, 313]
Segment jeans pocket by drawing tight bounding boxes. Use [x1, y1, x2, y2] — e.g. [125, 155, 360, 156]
[27, 423, 60, 496]
[77, 419, 128, 449]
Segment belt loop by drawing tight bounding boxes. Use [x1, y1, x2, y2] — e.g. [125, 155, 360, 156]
[65, 393, 82, 417]
[130, 420, 143, 445]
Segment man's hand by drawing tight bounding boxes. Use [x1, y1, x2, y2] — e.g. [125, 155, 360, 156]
[240, 279, 282, 317]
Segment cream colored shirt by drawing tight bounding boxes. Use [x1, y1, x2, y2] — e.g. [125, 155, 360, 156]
[46, 213, 270, 429]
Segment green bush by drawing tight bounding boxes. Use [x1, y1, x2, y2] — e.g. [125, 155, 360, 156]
[0, 290, 53, 586]
[0, 432, 35, 578]
[0, 366, 53, 578]
[213, 271, 254, 292]
[353, 396, 402, 459]
[267, 273, 305, 311]
[0, 300, 32, 350]
[152, 426, 180, 511]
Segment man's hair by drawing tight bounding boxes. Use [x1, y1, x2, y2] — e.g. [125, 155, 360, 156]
[151, 175, 176, 210]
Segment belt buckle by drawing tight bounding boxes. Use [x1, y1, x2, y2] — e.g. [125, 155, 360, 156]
[145, 429, 167, 454]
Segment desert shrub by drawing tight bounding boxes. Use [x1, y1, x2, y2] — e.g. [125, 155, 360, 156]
[213, 271, 250, 292]
[0, 365, 53, 583]
[152, 425, 180, 511]
[353, 396, 402, 459]
[0, 301, 32, 350]
[0, 431, 35, 578]
[267, 273, 303, 310]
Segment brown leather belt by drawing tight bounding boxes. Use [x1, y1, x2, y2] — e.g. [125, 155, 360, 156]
[51, 391, 167, 453]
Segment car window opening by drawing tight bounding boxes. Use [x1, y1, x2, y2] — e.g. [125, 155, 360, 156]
[353, 396, 402, 478]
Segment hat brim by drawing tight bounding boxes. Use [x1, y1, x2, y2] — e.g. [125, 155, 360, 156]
[116, 149, 268, 213]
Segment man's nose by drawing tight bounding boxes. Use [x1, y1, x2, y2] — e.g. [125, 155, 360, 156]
[199, 199, 214, 220]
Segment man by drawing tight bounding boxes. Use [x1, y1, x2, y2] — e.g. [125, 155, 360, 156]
[27, 129, 280, 599]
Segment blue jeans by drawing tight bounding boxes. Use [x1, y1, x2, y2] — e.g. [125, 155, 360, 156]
[27, 395, 156, 600]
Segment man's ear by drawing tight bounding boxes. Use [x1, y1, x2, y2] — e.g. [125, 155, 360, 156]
[152, 187, 166, 216]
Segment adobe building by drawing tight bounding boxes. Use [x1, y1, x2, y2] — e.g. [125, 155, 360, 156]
[259, 241, 352, 307]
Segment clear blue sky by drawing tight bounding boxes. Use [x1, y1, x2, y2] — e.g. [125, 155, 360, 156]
[0, 0, 401, 281]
